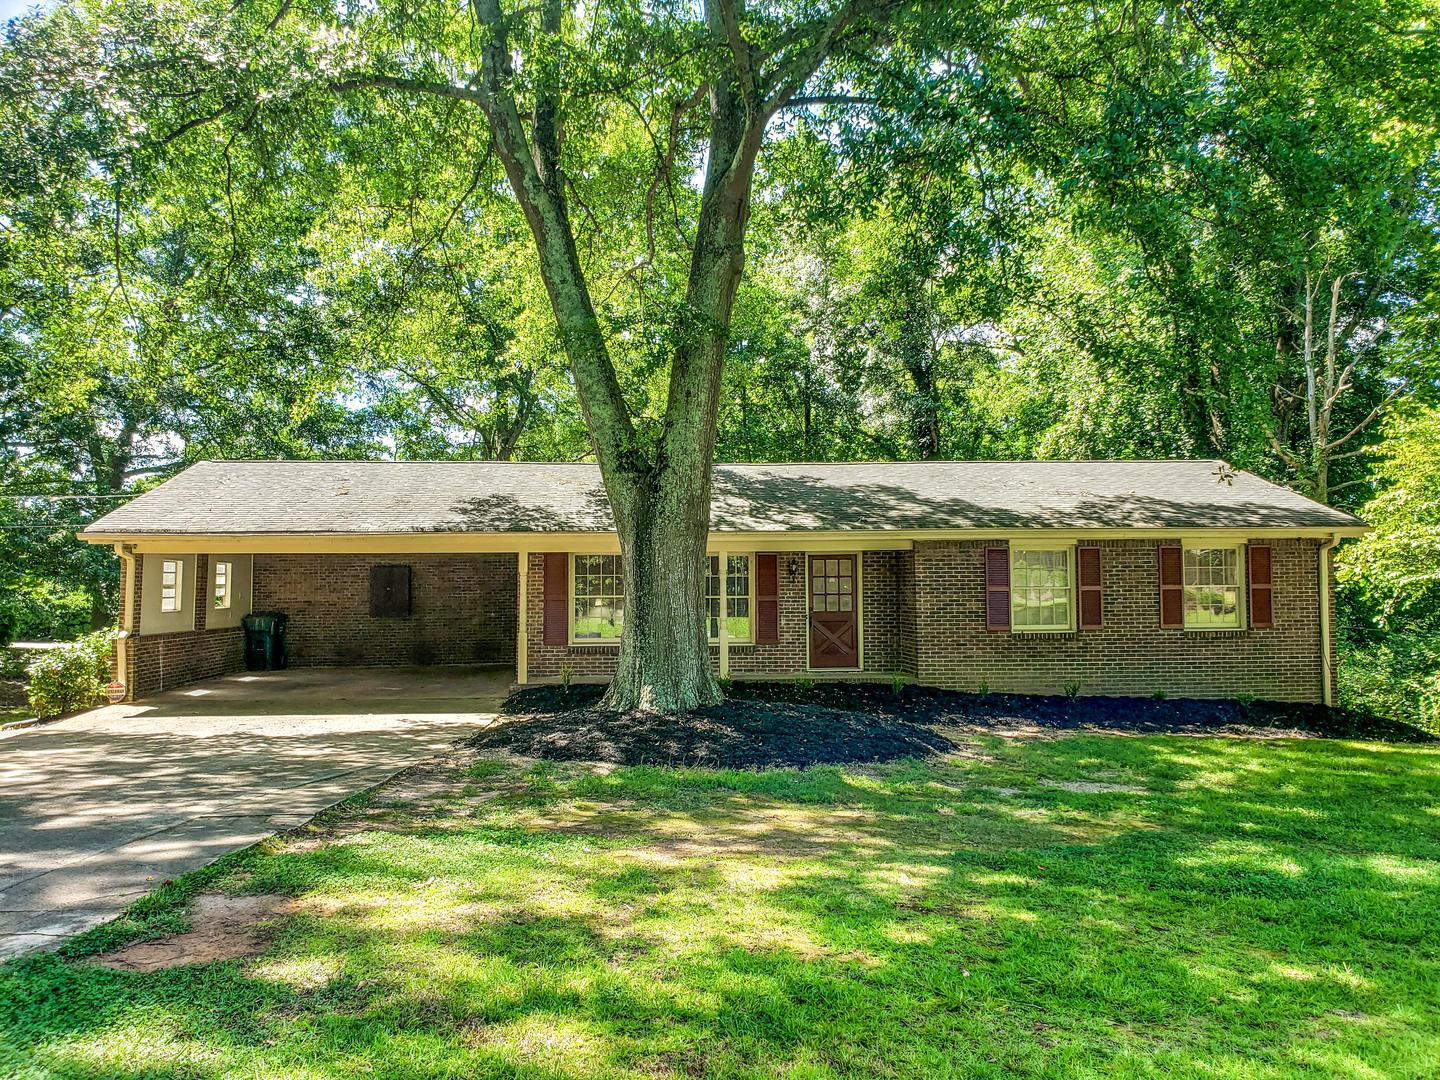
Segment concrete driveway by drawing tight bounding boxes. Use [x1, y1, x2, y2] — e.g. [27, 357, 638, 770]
[0, 665, 508, 959]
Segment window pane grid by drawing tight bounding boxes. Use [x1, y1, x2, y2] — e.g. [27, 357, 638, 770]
[160, 560, 181, 613]
[707, 554, 752, 641]
[811, 557, 853, 612]
[213, 562, 232, 610]
[1010, 548, 1072, 630]
[573, 554, 624, 640]
[1183, 547, 1241, 628]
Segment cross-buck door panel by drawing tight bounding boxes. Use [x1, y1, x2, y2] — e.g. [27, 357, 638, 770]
[809, 555, 858, 669]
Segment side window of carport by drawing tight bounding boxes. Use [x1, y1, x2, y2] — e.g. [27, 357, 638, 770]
[370, 565, 412, 617]
[160, 560, 183, 612]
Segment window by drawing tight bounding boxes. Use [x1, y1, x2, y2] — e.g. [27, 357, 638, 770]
[213, 561, 232, 610]
[160, 559, 182, 613]
[1010, 546, 1073, 631]
[707, 554, 752, 642]
[1183, 546, 1242, 629]
[572, 554, 624, 641]
[811, 557, 854, 612]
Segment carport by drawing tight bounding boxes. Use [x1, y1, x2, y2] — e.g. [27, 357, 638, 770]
[0, 665, 508, 958]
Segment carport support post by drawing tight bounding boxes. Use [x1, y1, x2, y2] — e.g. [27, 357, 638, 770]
[516, 551, 528, 684]
[113, 543, 137, 701]
[718, 606, 729, 681]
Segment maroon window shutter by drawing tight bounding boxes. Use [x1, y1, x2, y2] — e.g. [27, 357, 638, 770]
[1158, 545, 1184, 628]
[755, 553, 780, 644]
[985, 546, 1011, 631]
[1078, 547, 1103, 629]
[542, 553, 568, 645]
[1248, 545, 1274, 629]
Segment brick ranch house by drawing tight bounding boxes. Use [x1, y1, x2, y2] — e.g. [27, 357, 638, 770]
[78, 459, 1366, 705]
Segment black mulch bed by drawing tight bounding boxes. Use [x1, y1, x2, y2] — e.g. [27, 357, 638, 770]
[467, 681, 1432, 769]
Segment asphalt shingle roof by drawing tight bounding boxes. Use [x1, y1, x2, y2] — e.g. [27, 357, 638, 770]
[80, 459, 1363, 537]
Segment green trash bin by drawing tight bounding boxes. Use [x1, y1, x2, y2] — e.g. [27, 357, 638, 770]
[242, 612, 289, 671]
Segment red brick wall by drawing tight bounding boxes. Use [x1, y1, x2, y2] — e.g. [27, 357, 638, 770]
[128, 628, 246, 697]
[123, 553, 245, 696]
[525, 552, 623, 679]
[115, 539, 1333, 704]
[525, 550, 907, 681]
[252, 553, 517, 667]
[911, 537, 1329, 702]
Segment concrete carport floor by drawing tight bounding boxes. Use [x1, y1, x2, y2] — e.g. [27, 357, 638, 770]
[0, 665, 510, 959]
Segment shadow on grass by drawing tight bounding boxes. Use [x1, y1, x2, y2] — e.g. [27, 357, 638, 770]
[4, 734, 1438, 1078]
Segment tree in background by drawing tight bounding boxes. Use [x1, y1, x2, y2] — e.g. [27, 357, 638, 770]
[1337, 405, 1440, 729]
[1, 0, 1437, 717]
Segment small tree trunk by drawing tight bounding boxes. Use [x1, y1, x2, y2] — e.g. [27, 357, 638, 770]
[602, 470, 721, 712]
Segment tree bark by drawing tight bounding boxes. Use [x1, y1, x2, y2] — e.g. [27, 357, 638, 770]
[604, 468, 721, 711]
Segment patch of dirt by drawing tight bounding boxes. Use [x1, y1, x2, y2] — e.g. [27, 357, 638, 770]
[471, 681, 1431, 769]
[91, 893, 298, 971]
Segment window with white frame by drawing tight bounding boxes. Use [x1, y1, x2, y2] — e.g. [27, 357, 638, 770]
[572, 554, 624, 641]
[706, 554, 752, 642]
[213, 561, 232, 610]
[1010, 546, 1074, 631]
[1183, 545, 1242, 629]
[160, 559, 182, 613]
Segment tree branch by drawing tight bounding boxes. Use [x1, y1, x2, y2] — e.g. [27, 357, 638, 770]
[782, 94, 879, 108]
[715, 0, 761, 109]
[1266, 429, 1300, 469]
[329, 74, 487, 108]
[466, 0, 638, 474]
[1326, 381, 1411, 451]
[760, 0, 904, 114]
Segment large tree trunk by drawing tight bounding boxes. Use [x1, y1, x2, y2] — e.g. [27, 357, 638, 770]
[603, 467, 721, 711]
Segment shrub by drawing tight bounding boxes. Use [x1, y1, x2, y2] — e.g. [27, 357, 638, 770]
[0, 647, 27, 680]
[0, 579, 95, 644]
[1339, 632, 1440, 733]
[1063, 680, 1082, 700]
[890, 673, 908, 695]
[25, 629, 116, 719]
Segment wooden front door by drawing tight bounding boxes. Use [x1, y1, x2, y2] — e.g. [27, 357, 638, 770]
[809, 555, 859, 668]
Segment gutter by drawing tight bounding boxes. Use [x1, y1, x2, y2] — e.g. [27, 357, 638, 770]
[1318, 533, 1341, 707]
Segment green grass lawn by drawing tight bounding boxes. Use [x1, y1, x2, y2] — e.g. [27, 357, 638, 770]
[4, 732, 1439, 1078]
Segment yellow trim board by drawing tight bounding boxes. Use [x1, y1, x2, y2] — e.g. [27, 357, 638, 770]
[79, 524, 1368, 554]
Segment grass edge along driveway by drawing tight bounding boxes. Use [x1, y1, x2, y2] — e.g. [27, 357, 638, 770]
[3, 731, 1438, 1079]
